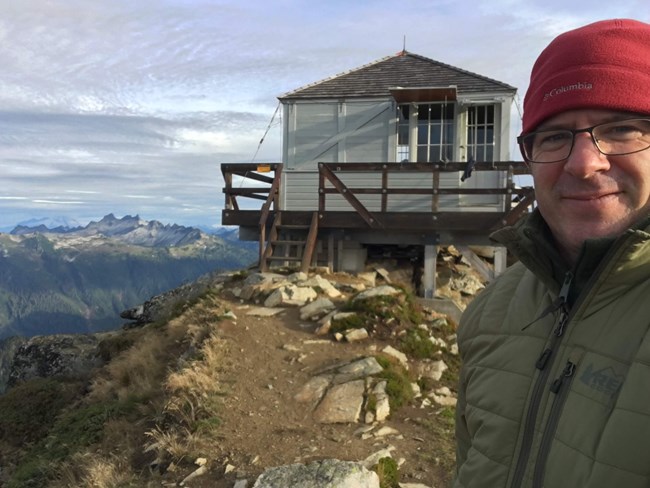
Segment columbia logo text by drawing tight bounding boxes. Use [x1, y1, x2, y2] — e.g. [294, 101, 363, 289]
[543, 82, 593, 101]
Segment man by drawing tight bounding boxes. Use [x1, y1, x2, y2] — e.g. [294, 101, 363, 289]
[454, 19, 650, 488]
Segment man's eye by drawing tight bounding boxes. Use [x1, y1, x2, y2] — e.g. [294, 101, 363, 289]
[537, 132, 570, 146]
[603, 124, 643, 139]
[600, 120, 650, 140]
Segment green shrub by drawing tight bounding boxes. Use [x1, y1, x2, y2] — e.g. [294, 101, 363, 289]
[8, 397, 141, 487]
[6, 458, 50, 488]
[229, 270, 249, 281]
[375, 355, 414, 409]
[399, 327, 437, 359]
[341, 286, 424, 332]
[344, 295, 399, 318]
[374, 456, 399, 488]
[0, 378, 81, 446]
[97, 333, 136, 362]
[330, 313, 366, 334]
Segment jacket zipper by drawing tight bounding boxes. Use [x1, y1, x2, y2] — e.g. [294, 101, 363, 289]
[509, 272, 573, 488]
[531, 358, 577, 488]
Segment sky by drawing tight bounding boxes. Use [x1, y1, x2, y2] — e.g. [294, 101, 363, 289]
[0, 0, 647, 229]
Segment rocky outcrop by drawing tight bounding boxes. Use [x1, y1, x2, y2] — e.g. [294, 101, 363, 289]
[0, 334, 104, 393]
[120, 270, 232, 326]
[0, 336, 26, 393]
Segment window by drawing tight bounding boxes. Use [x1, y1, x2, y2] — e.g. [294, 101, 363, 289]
[397, 104, 410, 162]
[396, 102, 455, 162]
[466, 105, 495, 162]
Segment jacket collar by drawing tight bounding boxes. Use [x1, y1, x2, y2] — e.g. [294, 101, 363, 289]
[491, 210, 650, 298]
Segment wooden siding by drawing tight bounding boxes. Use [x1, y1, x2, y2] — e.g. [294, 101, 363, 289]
[282, 170, 503, 212]
[285, 101, 392, 170]
[289, 103, 338, 169]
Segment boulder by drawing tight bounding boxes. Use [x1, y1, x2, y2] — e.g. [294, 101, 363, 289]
[313, 380, 365, 424]
[7, 334, 104, 391]
[253, 459, 379, 488]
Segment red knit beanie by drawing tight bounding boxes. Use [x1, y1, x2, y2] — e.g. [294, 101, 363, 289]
[522, 18, 650, 134]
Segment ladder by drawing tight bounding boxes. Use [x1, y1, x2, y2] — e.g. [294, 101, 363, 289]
[260, 211, 319, 273]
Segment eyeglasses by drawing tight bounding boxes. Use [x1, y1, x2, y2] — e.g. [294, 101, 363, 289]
[517, 118, 650, 164]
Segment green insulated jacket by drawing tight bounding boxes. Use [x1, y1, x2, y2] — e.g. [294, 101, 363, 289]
[454, 210, 650, 488]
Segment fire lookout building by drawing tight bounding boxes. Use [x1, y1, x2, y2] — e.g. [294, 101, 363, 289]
[221, 50, 534, 297]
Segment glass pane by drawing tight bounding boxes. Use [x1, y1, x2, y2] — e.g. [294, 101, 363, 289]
[444, 104, 454, 118]
[486, 146, 494, 162]
[429, 124, 441, 145]
[417, 146, 428, 162]
[418, 124, 428, 144]
[444, 122, 454, 143]
[444, 145, 453, 162]
[398, 104, 409, 121]
[398, 146, 410, 162]
[398, 124, 409, 145]
[429, 104, 441, 120]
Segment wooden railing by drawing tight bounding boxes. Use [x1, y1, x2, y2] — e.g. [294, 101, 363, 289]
[221, 163, 282, 211]
[221, 161, 536, 263]
[221, 163, 282, 264]
[317, 161, 534, 229]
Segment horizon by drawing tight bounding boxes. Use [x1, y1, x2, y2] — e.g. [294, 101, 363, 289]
[0, 212, 236, 233]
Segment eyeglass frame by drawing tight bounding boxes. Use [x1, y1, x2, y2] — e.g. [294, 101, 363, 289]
[516, 117, 650, 164]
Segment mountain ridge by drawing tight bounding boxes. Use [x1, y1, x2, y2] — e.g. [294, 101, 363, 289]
[0, 214, 256, 338]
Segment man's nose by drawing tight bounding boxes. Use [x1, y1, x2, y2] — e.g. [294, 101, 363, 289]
[563, 132, 611, 177]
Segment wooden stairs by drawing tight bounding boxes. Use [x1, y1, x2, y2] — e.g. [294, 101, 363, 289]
[260, 211, 319, 272]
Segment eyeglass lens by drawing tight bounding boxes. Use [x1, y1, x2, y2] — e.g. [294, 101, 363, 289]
[521, 118, 650, 163]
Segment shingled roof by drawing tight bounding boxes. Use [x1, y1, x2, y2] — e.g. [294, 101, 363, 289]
[279, 50, 516, 101]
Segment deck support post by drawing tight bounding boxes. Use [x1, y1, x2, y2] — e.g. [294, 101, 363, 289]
[494, 246, 508, 277]
[327, 234, 335, 273]
[423, 244, 437, 298]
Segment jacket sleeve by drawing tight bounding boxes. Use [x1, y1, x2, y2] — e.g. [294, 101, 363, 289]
[455, 362, 471, 475]
[453, 281, 491, 480]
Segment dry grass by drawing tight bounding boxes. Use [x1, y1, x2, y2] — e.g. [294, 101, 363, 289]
[145, 331, 228, 462]
[88, 328, 182, 403]
[87, 293, 223, 403]
[55, 452, 137, 488]
[71, 291, 230, 478]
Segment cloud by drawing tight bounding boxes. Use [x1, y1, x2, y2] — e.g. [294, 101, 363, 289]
[0, 0, 648, 226]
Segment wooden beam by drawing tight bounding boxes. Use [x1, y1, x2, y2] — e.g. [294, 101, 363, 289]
[319, 164, 384, 229]
[423, 245, 437, 298]
[301, 212, 319, 273]
[457, 245, 494, 282]
[223, 209, 518, 232]
[320, 161, 531, 174]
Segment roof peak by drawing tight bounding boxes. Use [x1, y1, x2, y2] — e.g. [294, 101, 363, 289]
[279, 51, 516, 100]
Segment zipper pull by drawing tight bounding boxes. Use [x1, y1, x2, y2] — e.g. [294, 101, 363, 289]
[550, 360, 576, 394]
[558, 272, 573, 303]
[536, 348, 552, 370]
[553, 272, 573, 337]
[554, 310, 569, 337]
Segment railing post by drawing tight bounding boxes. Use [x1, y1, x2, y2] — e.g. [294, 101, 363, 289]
[381, 164, 388, 212]
[318, 163, 325, 212]
[222, 166, 233, 210]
